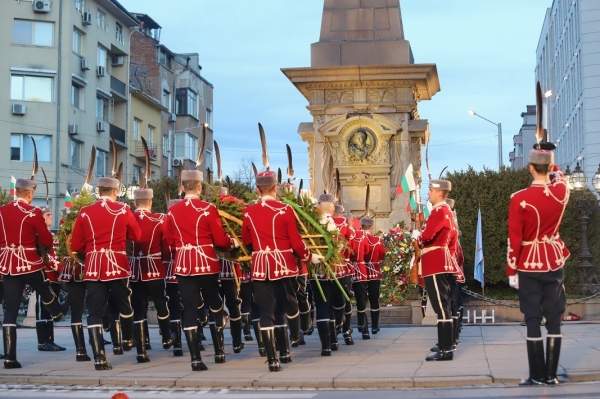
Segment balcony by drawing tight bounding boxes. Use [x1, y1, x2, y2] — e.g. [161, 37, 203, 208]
[110, 124, 126, 146]
[111, 76, 127, 102]
[133, 139, 158, 160]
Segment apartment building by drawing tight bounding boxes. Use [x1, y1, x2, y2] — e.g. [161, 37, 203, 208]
[1, 0, 137, 224]
[509, 105, 537, 170]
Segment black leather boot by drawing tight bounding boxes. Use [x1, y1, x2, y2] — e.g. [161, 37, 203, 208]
[300, 310, 313, 335]
[158, 317, 173, 350]
[274, 325, 292, 363]
[426, 321, 454, 361]
[170, 320, 183, 357]
[230, 317, 244, 353]
[371, 309, 380, 335]
[46, 321, 66, 351]
[71, 324, 91, 361]
[120, 316, 135, 352]
[241, 314, 253, 341]
[317, 321, 331, 356]
[261, 328, 280, 372]
[143, 319, 152, 350]
[209, 319, 226, 364]
[88, 326, 111, 370]
[196, 318, 206, 351]
[110, 320, 123, 355]
[520, 339, 546, 385]
[357, 311, 370, 340]
[546, 336, 562, 385]
[343, 309, 354, 345]
[252, 320, 266, 357]
[3, 325, 21, 369]
[329, 320, 339, 351]
[288, 315, 302, 347]
[183, 328, 207, 371]
[134, 320, 150, 363]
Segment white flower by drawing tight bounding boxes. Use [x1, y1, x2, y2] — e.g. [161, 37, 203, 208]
[326, 221, 337, 232]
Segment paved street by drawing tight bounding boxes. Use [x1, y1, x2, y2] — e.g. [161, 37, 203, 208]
[1, 323, 599, 391]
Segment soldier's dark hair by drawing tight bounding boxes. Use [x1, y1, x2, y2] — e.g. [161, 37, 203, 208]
[529, 163, 550, 174]
[182, 180, 202, 192]
[97, 186, 116, 196]
[135, 199, 152, 208]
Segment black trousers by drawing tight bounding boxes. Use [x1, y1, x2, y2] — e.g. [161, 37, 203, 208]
[518, 270, 565, 337]
[166, 283, 182, 321]
[424, 274, 453, 321]
[314, 280, 345, 321]
[2, 271, 58, 325]
[64, 282, 86, 324]
[37, 281, 62, 321]
[253, 278, 299, 328]
[239, 281, 252, 315]
[296, 275, 311, 315]
[131, 280, 170, 322]
[86, 279, 133, 327]
[220, 279, 241, 320]
[177, 274, 223, 329]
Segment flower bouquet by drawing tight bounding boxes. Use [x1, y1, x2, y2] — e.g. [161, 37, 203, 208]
[380, 224, 415, 305]
[57, 190, 96, 258]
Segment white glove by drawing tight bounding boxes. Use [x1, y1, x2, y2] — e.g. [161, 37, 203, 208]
[508, 274, 519, 290]
[411, 229, 421, 240]
[311, 253, 324, 265]
[232, 238, 241, 248]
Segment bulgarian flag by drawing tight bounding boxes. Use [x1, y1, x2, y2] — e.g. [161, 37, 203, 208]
[407, 191, 418, 212]
[396, 163, 416, 194]
[64, 190, 73, 208]
[10, 176, 16, 200]
[423, 201, 433, 220]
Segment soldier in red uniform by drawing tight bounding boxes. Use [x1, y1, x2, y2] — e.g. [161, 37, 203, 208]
[35, 208, 66, 352]
[0, 178, 63, 369]
[164, 169, 234, 371]
[70, 177, 142, 370]
[241, 170, 316, 371]
[128, 188, 173, 363]
[507, 146, 569, 385]
[415, 179, 459, 362]
[333, 203, 355, 346]
[362, 217, 386, 335]
[447, 198, 465, 348]
[350, 218, 370, 339]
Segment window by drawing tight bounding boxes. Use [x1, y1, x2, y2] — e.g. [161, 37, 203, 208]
[10, 134, 51, 162]
[74, 0, 85, 13]
[71, 82, 83, 109]
[11, 74, 53, 102]
[96, 9, 107, 31]
[158, 49, 171, 68]
[96, 96, 109, 121]
[69, 139, 82, 168]
[133, 118, 141, 140]
[176, 88, 198, 119]
[96, 149, 107, 177]
[132, 165, 142, 184]
[97, 45, 108, 69]
[115, 23, 123, 44]
[162, 134, 169, 157]
[72, 28, 82, 54]
[12, 19, 54, 47]
[174, 132, 198, 160]
[205, 108, 213, 129]
[162, 89, 171, 109]
[147, 125, 155, 146]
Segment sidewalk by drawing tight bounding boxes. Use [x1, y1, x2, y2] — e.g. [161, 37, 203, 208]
[1, 324, 599, 389]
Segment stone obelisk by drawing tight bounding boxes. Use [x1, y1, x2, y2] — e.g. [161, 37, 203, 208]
[282, 0, 440, 230]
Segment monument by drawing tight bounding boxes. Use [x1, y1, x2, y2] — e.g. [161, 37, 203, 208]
[282, 0, 440, 230]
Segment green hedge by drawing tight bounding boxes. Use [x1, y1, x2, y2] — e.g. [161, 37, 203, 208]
[446, 167, 600, 293]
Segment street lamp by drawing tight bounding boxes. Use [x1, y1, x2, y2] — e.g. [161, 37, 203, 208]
[571, 162, 587, 191]
[468, 110, 503, 170]
[593, 164, 600, 192]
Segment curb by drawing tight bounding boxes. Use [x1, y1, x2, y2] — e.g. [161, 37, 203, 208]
[2, 373, 599, 389]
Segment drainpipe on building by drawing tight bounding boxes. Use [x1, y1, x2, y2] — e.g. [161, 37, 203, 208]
[53, 0, 64, 229]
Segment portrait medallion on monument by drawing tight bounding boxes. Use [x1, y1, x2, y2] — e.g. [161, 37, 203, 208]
[347, 127, 376, 162]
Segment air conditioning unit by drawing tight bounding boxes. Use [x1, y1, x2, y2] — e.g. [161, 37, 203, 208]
[168, 112, 176, 122]
[96, 66, 106, 77]
[33, 0, 51, 13]
[82, 11, 92, 26]
[68, 123, 78, 135]
[80, 57, 90, 71]
[172, 159, 183, 167]
[111, 56, 125, 67]
[96, 120, 107, 133]
[11, 103, 27, 116]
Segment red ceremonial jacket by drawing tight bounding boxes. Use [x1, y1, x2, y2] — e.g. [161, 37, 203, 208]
[333, 215, 355, 278]
[419, 202, 460, 278]
[162, 237, 178, 284]
[129, 209, 167, 282]
[165, 196, 233, 276]
[350, 229, 370, 282]
[43, 236, 61, 283]
[506, 176, 570, 276]
[364, 233, 386, 281]
[219, 258, 242, 281]
[70, 197, 142, 281]
[448, 211, 465, 283]
[242, 196, 310, 281]
[0, 200, 53, 276]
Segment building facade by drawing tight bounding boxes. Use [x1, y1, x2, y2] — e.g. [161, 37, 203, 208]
[536, 0, 600, 181]
[509, 105, 537, 170]
[1, 0, 137, 224]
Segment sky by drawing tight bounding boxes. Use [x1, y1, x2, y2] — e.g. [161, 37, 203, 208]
[121, 0, 552, 182]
